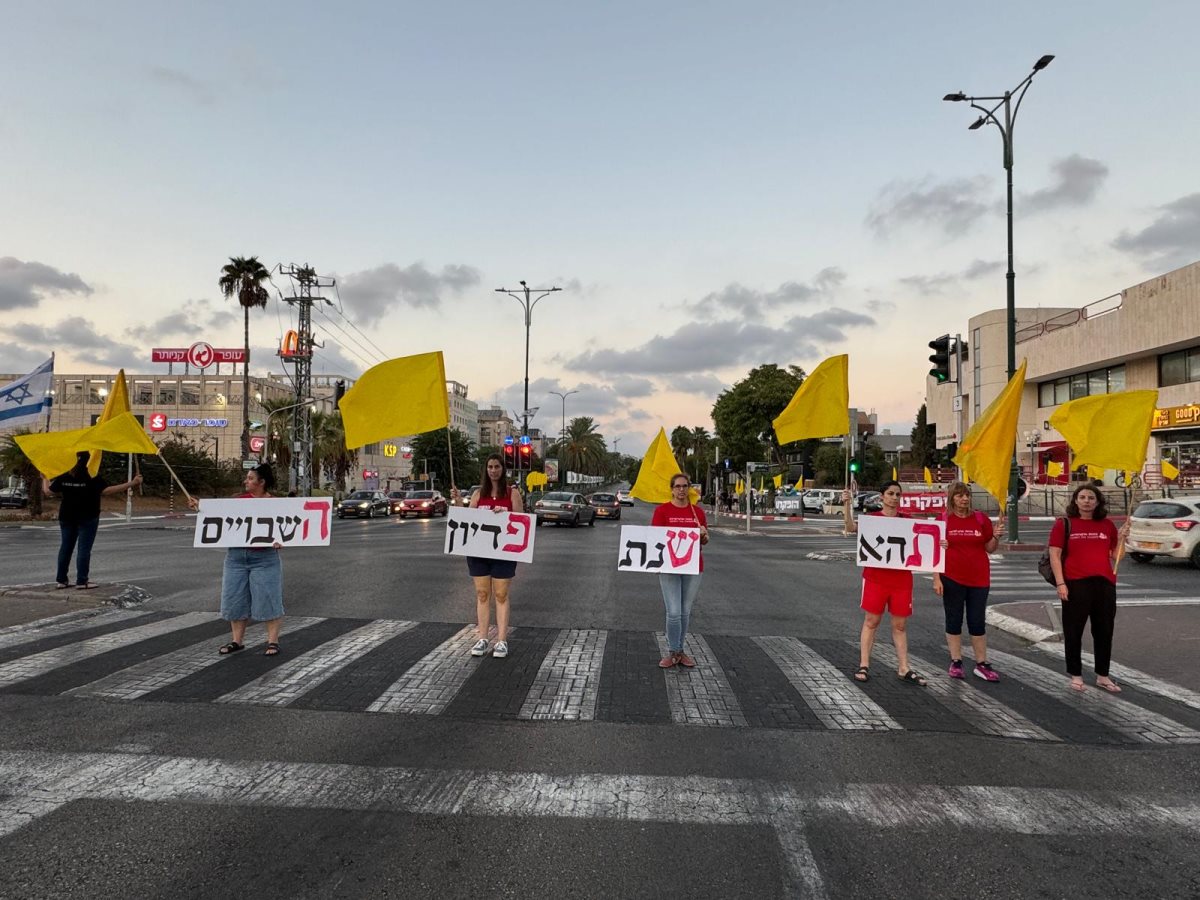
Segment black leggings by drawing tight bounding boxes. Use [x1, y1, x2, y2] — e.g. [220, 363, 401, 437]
[1061, 576, 1117, 677]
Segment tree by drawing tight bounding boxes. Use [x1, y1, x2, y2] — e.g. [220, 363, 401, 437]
[310, 411, 357, 492]
[0, 431, 45, 516]
[218, 256, 272, 458]
[812, 444, 845, 486]
[260, 396, 296, 475]
[710, 364, 807, 470]
[910, 404, 935, 468]
[408, 428, 476, 492]
[550, 417, 607, 477]
[689, 426, 713, 484]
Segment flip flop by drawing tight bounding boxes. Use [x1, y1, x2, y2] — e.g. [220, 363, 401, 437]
[1096, 680, 1122, 694]
[1070, 680, 1086, 692]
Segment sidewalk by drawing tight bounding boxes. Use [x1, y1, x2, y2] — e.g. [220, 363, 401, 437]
[0, 582, 151, 628]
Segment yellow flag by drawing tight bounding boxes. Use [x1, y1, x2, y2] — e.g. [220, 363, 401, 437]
[1049, 390, 1157, 473]
[17, 412, 160, 478]
[88, 370, 131, 476]
[339, 351, 449, 450]
[630, 428, 698, 504]
[1086, 464, 1105, 481]
[734, 478, 744, 496]
[923, 467, 933, 486]
[525, 471, 548, 490]
[1163, 459, 1181, 481]
[773, 474, 783, 489]
[772, 355, 849, 445]
[953, 360, 1027, 511]
[892, 466, 898, 481]
[1046, 460, 1064, 478]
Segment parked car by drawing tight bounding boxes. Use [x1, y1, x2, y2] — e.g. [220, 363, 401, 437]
[336, 490, 390, 519]
[854, 491, 883, 513]
[0, 488, 29, 509]
[1126, 496, 1200, 568]
[616, 490, 634, 507]
[800, 491, 828, 514]
[587, 492, 621, 521]
[386, 491, 409, 514]
[534, 491, 597, 527]
[395, 490, 449, 518]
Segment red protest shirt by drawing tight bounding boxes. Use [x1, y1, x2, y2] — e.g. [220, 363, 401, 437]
[1049, 516, 1119, 584]
[942, 511, 994, 587]
[651, 503, 708, 572]
[861, 510, 912, 588]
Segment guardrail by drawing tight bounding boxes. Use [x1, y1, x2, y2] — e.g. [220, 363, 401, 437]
[1015, 292, 1123, 344]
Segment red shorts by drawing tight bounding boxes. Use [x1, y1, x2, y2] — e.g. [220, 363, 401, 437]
[860, 579, 913, 617]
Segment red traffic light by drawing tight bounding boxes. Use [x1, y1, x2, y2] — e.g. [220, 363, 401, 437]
[519, 444, 531, 456]
[503, 445, 514, 457]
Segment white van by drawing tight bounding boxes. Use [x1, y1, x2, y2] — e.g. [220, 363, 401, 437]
[801, 489, 841, 513]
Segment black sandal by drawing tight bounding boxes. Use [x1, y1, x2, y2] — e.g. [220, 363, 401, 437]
[898, 670, 927, 686]
[263, 642, 281, 657]
[853, 666, 870, 682]
[218, 641, 244, 655]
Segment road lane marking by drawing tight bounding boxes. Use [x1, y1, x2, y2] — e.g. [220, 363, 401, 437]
[753, 636, 901, 731]
[0, 608, 151, 650]
[366, 625, 484, 715]
[986, 649, 1200, 744]
[870, 645, 1060, 742]
[215, 620, 416, 707]
[654, 633, 748, 728]
[66, 617, 327, 701]
[1033, 644, 1200, 713]
[518, 628, 607, 721]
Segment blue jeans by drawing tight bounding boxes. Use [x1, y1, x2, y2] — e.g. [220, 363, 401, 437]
[220, 549, 284, 621]
[57, 518, 100, 585]
[658, 573, 703, 652]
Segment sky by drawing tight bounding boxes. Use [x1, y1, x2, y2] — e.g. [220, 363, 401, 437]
[3, 1, 1198, 456]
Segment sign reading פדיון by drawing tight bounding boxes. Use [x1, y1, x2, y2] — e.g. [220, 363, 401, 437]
[193, 497, 333, 548]
[856, 515, 946, 574]
[443, 506, 536, 564]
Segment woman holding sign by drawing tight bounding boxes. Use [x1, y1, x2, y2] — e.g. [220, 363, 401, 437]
[452, 453, 524, 659]
[652, 473, 710, 668]
[845, 481, 927, 686]
[932, 481, 1002, 682]
[188, 463, 285, 657]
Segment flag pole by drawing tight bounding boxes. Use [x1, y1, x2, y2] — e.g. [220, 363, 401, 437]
[445, 426, 457, 491]
[155, 453, 193, 504]
[842, 431, 853, 534]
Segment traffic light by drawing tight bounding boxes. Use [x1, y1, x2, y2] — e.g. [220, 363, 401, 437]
[334, 379, 346, 404]
[519, 444, 531, 459]
[503, 444, 515, 461]
[928, 334, 952, 383]
[849, 459, 860, 474]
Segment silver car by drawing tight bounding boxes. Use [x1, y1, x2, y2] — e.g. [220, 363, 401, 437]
[534, 491, 597, 527]
[1126, 496, 1200, 568]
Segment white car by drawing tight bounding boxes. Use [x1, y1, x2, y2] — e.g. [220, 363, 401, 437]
[617, 490, 634, 507]
[1126, 496, 1200, 568]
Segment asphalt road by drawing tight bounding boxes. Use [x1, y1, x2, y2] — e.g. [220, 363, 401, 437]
[1, 504, 1199, 899]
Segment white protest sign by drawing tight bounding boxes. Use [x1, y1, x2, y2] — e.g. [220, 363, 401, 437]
[193, 497, 333, 548]
[616, 525, 702, 575]
[856, 515, 946, 574]
[444, 506, 536, 564]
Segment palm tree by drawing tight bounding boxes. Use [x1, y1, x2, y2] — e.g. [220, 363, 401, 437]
[311, 410, 357, 493]
[260, 396, 296, 475]
[218, 256, 272, 458]
[553, 417, 607, 476]
[690, 426, 712, 484]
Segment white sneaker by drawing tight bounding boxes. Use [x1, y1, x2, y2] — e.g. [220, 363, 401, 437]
[470, 638, 489, 657]
[492, 640, 509, 658]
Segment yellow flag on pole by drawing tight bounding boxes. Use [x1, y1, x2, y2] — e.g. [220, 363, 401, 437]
[1086, 464, 1104, 481]
[339, 351, 449, 450]
[734, 478, 744, 496]
[923, 467, 933, 486]
[1048, 390, 1157, 473]
[630, 428, 697, 504]
[772, 355, 849, 445]
[892, 466, 898, 481]
[953, 360, 1027, 511]
[773, 474, 783, 489]
[1046, 460, 1064, 478]
[1163, 459, 1181, 481]
[89, 370, 131, 476]
[17, 412, 160, 478]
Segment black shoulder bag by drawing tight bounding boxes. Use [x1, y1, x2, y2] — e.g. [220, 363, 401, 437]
[1037, 517, 1070, 586]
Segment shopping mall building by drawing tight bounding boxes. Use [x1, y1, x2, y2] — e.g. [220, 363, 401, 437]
[926, 260, 1200, 489]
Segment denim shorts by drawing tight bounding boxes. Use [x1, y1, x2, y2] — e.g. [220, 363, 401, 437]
[466, 556, 517, 580]
[220, 548, 284, 621]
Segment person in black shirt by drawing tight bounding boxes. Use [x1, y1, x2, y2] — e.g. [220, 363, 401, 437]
[47, 451, 142, 588]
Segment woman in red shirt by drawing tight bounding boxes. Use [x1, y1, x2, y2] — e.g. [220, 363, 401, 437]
[1048, 484, 1130, 693]
[932, 481, 1002, 681]
[452, 453, 524, 660]
[845, 481, 927, 686]
[651, 473, 709, 668]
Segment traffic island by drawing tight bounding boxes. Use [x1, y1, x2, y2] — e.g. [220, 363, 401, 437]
[0, 582, 152, 628]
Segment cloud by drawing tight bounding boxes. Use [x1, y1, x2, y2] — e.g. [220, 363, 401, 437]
[565, 308, 874, 376]
[8, 316, 141, 370]
[0, 257, 93, 310]
[667, 374, 727, 396]
[1021, 154, 1108, 213]
[1113, 193, 1200, 271]
[0, 342, 52, 373]
[866, 176, 991, 236]
[686, 267, 845, 319]
[899, 258, 1005, 296]
[125, 298, 234, 341]
[339, 262, 482, 326]
[610, 375, 655, 398]
[146, 66, 216, 106]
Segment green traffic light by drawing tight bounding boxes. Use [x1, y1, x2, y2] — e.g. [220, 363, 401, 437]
[849, 461, 860, 473]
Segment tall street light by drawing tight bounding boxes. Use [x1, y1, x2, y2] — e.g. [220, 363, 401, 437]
[943, 53, 1054, 542]
[495, 281, 562, 439]
[548, 389, 578, 488]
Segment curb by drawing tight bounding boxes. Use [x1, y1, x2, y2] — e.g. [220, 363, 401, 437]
[986, 608, 1059, 644]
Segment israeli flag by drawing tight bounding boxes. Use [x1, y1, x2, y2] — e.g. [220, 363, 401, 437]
[0, 356, 54, 428]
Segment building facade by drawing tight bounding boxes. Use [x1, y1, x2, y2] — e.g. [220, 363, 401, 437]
[926, 260, 1200, 488]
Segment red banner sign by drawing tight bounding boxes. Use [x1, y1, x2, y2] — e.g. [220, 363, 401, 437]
[151, 342, 246, 368]
[899, 494, 946, 514]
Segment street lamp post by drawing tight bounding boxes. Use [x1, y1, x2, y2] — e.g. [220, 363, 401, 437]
[548, 389, 578, 488]
[495, 281, 562, 439]
[263, 398, 315, 487]
[943, 53, 1054, 542]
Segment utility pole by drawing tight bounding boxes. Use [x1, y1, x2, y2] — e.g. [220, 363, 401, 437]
[280, 264, 333, 496]
[495, 281, 562, 438]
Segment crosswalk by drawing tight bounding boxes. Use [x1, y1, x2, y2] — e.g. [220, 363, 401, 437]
[2, 607, 1199, 746]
